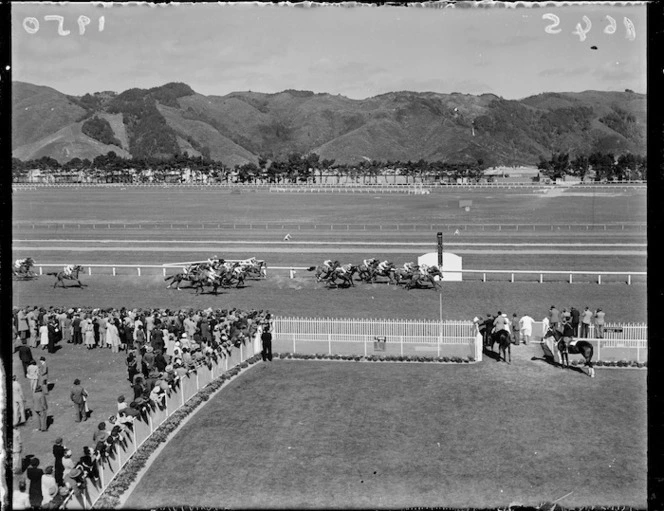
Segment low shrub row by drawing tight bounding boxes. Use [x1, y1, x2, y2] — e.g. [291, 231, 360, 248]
[93, 354, 263, 509]
[273, 352, 474, 363]
[573, 359, 647, 368]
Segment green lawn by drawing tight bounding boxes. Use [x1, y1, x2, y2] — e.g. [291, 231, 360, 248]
[124, 356, 647, 509]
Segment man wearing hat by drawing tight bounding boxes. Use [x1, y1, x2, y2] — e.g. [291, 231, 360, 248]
[180, 332, 191, 350]
[548, 305, 560, 332]
[70, 379, 88, 422]
[64, 466, 85, 499]
[38, 356, 49, 394]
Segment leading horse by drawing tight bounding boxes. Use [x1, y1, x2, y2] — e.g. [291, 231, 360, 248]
[543, 327, 595, 377]
[489, 329, 512, 363]
[47, 265, 85, 288]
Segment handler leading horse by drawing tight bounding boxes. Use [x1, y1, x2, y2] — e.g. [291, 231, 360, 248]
[543, 326, 595, 377]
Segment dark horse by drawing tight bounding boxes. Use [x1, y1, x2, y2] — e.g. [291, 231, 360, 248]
[405, 267, 442, 290]
[543, 326, 595, 377]
[490, 329, 512, 363]
[326, 264, 358, 288]
[47, 265, 85, 288]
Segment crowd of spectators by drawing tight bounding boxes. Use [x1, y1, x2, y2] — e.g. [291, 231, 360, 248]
[474, 305, 608, 347]
[13, 306, 272, 509]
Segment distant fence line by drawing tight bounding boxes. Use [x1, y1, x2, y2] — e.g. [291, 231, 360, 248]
[11, 181, 647, 191]
[12, 221, 647, 232]
[26, 263, 646, 285]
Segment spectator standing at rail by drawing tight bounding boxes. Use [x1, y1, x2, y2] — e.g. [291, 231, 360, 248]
[570, 306, 580, 336]
[84, 316, 96, 349]
[261, 325, 273, 362]
[17, 307, 29, 341]
[580, 306, 593, 338]
[72, 312, 83, 345]
[27, 308, 38, 348]
[61, 312, 73, 344]
[548, 306, 560, 331]
[71, 379, 88, 422]
[13, 375, 27, 426]
[594, 308, 605, 338]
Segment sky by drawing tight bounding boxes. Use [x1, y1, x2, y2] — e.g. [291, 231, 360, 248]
[11, 2, 647, 100]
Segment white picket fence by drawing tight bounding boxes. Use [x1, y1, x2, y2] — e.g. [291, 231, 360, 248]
[272, 317, 481, 360]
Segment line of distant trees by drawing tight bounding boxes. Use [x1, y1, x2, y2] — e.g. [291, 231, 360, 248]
[12, 151, 492, 184]
[537, 152, 647, 181]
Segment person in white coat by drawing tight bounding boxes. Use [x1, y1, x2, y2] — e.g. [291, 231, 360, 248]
[519, 314, 534, 345]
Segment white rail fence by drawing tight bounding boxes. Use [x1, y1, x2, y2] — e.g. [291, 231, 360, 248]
[12, 221, 647, 231]
[273, 317, 481, 361]
[64, 332, 263, 509]
[530, 321, 647, 362]
[27, 263, 646, 285]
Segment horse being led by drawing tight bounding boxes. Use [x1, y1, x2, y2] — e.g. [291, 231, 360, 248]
[47, 264, 85, 288]
[543, 326, 595, 377]
[490, 329, 512, 363]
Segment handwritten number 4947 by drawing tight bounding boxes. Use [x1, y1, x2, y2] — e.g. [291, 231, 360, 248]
[23, 15, 105, 35]
[543, 14, 636, 42]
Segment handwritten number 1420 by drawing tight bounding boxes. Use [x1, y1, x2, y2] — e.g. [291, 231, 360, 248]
[23, 15, 105, 35]
[543, 14, 635, 42]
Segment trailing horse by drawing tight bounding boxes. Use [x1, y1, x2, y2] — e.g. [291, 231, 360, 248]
[490, 329, 512, 363]
[47, 265, 85, 288]
[13, 257, 38, 280]
[543, 327, 595, 377]
[404, 267, 442, 290]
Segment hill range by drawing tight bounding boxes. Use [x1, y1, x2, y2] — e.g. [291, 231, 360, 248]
[12, 81, 646, 167]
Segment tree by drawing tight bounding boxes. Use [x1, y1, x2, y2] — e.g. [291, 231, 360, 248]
[570, 155, 590, 181]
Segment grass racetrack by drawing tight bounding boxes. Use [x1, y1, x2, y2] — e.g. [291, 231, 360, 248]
[124, 357, 646, 509]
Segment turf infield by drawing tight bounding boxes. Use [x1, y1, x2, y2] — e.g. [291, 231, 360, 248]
[123, 356, 646, 509]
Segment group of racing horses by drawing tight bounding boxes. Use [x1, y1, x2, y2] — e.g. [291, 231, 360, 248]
[164, 257, 266, 294]
[307, 259, 443, 289]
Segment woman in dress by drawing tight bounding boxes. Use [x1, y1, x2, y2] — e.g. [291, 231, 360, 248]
[84, 317, 95, 349]
[107, 319, 120, 353]
[39, 322, 49, 350]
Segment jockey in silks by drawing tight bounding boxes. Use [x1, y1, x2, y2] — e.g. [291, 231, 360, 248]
[363, 258, 378, 269]
[418, 263, 429, 276]
[376, 260, 391, 274]
[63, 264, 75, 277]
[239, 257, 257, 267]
[14, 258, 27, 270]
[207, 256, 221, 268]
[403, 261, 417, 273]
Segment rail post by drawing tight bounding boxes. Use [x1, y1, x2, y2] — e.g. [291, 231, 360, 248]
[569, 273, 573, 284]
[328, 334, 332, 355]
[364, 337, 367, 357]
[39, 266, 43, 275]
[598, 274, 602, 285]
[539, 273, 543, 284]
[627, 274, 632, 285]
[511, 273, 514, 283]
[112, 267, 116, 276]
[400, 336, 404, 356]
[88, 267, 92, 276]
[137, 268, 141, 277]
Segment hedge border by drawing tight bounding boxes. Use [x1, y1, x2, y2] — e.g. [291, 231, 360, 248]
[273, 352, 474, 363]
[94, 354, 263, 509]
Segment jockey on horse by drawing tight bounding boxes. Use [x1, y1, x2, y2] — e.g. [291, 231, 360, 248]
[63, 264, 75, 277]
[14, 258, 28, 270]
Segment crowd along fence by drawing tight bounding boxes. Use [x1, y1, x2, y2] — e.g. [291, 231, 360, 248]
[66, 332, 263, 510]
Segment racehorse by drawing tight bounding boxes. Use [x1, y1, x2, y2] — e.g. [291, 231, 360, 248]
[165, 272, 190, 290]
[489, 329, 512, 363]
[357, 262, 377, 283]
[240, 260, 267, 279]
[367, 263, 396, 284]
[325, 264, 358, 288]
[543, 326, 595, 377]
[404, 267, 442, 290]
[13, 257, 38, 280]
[47, 265, 85, 288]
[307, 264, 334, 283]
